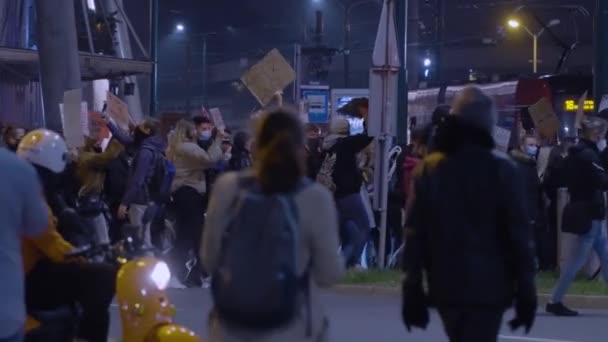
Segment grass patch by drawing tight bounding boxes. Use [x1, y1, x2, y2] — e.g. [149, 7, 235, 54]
[342, 270, 608, 296]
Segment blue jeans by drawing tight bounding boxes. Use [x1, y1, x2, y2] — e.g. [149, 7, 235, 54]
[551, 220, 608, 303]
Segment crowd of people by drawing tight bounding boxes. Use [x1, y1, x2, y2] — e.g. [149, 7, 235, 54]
[1, 84, 608, 341]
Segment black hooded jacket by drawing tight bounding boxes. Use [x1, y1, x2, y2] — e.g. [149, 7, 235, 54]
[403, 117, 535, 308]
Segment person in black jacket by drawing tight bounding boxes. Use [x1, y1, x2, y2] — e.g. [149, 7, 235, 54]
[547, 117, 608, 316]
[321, 117, 373, 267]
[401, 86, 537, 342]
[510, 135, 548, 270]
[228, 131, 252, 172]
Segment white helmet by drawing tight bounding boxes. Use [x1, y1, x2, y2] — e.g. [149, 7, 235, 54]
[17, 129, 68, 173]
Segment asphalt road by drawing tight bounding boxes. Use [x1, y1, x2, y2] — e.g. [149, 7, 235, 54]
[110, 289, 607, 342]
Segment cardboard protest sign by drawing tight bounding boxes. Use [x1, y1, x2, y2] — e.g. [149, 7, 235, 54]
[88, 111, 110, 141]
[241, 49, 296, 106]
[209, 108, 225, 130]
[529, 97, 559, 139]
[493, 126, 511, 152]
[575, 90, 588, 130]
[106, 92, 131, 130]
[599, 95, 608, 113]
[60, 89, 85, 148]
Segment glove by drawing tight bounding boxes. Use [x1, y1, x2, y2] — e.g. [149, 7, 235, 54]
[509, 280, 537, 334]
[401, 279, 430, 332]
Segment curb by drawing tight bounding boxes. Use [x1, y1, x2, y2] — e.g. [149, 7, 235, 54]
[332, 285, 608, 310]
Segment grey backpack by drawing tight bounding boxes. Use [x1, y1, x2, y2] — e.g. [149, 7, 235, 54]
[211, 175, 311, 331]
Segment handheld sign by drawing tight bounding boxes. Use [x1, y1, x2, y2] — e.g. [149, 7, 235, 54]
[106, 92, 132, 130]
[529, 97, 559, 139]
[209, 108, 225, 131]
[493, 126, 511, 152]
[241, 49, 296, 106]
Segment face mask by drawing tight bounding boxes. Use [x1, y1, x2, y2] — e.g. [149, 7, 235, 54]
[598, 139, 607, 152]
[199, 130, 212, 141]
[526, 146, 538, 157]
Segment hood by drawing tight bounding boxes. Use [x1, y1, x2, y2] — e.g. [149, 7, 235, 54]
[322, 133, 347, 150]
[141, 135, 166, 152]
[433, 116, 495, 155]
[510, 149, 536, 165]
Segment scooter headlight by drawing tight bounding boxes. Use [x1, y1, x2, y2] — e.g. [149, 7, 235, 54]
[150, 261, 171, 290]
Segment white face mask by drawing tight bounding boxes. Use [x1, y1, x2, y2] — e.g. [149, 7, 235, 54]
[598, 139, 607, 152]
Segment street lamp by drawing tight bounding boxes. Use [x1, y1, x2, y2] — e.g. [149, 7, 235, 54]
[175, 23, 185, 32]
[507, 18, 561, 74]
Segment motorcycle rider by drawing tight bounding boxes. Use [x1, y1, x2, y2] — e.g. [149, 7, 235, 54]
[18, 129, 116, 342]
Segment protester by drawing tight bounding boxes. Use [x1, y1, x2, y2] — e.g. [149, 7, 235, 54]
[18, 129, 116, 342]
[118, 119, 166, 251]
[318, 117, 373, 268]
[202, 109, 343, 342]
[0, 146, 48, 342]
[401, 86, 537, 341]
[228, 131, 252, 171]
[510, 134, 546, 270]
[305, 124, 324, 180]
[193, 115, 214, 150]
[76, 137, 123, 245]
[548, 117, 608, 316]
[2, 126, 25, 152]
[166, 119, 223, 287]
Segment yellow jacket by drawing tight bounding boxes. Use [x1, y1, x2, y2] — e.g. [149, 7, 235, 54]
[22, 206, 74, 274]
[77, 138, 124, 195]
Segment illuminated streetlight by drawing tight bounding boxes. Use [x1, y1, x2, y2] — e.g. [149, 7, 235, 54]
[176, 23, 185, 32]
[507, 19, 520, 29]
[505, 18, 560, 74]
[423, 58, 432, 67]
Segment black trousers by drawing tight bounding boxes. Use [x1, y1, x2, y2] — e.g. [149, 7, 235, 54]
[26, 260, 117, 342]
[439, 307, 504, 342]
[170, 186, 206, 279]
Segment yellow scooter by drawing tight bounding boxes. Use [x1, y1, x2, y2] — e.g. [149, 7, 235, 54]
[116, 257, 201, 342]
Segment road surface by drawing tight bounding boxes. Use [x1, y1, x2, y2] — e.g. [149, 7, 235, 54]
[110, 289, 607, 341]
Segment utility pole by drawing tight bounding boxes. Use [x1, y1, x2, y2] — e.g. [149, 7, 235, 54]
[150, 0, 159, 115]
[396, 0, 409, 144]
[202, 37, 208, 108]
[35, 0, 82, 132]
[594, 0, 608, 114]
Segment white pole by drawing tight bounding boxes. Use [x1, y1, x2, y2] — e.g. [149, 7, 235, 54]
[533, 34, 538, 74]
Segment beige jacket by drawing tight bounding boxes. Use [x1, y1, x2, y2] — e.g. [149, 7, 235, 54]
[201, 172, 344, 342]
[170, 139, 222, 194]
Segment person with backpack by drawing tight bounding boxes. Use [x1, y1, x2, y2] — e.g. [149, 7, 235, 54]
[202, 109, 344, 342]
[117, 119, 169, 251]
[318, 117, 373, 268]
[166, 119, 223, 287]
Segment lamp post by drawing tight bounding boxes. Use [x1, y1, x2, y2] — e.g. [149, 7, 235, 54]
[507, 18, 561, 74]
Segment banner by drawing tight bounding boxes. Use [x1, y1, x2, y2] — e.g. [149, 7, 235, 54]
[106, 92, 132, 130]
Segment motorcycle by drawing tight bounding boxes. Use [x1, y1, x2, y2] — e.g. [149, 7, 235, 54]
[25, 240, 201, 342]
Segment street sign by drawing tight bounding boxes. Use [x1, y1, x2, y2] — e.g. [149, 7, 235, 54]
[241, 49, 296, 106]
[300, 85, 330, 123]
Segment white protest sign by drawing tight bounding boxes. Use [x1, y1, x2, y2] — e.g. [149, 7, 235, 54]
[60, 89, 85, 148]
[106, 92, 132, 130]
[599, 95, 608, 113]
[575, 90, 588, 130]
[209, 108, 225, 131]
[493, 126, 511, 152]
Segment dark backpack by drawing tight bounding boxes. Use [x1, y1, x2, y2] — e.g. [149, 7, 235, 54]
[143, 147, 176, 204]
[212, 175, 311, 331]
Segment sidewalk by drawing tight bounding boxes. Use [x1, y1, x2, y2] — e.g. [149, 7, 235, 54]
[335, 271, 608, 310]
